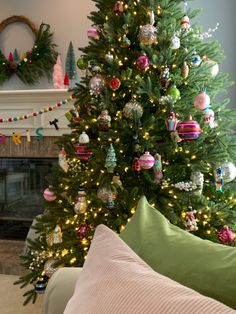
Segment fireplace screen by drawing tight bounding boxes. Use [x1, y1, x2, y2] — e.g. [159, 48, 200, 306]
[0, 158, 57, 239]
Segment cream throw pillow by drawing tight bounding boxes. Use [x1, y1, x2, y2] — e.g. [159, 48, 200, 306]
[64, 225, 234, 314]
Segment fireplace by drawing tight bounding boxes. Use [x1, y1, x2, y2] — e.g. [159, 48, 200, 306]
[0, 157, 57, 239]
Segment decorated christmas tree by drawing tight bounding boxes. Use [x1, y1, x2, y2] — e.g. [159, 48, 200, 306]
[17, 0, 236, 304]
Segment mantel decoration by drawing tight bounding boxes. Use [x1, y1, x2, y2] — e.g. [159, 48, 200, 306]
[0, 15, 58, 85]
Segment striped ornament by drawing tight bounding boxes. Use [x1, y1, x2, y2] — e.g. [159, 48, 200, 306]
[178, 120, 201, 141]
[139, 152, 155, 169]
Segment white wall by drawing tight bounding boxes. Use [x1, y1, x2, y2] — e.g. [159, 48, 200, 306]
[0, 0, 95, 90]
[0, 0, 235, 101]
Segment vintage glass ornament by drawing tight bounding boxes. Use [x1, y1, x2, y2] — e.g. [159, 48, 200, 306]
[74, 190, 88, 214]
[139, 152, 155, 170]
[123, 99, 143, 120]
[190, 54, 202, 67]
[218, 226, 235, 245]
[132, 157, 141, 177]
[75, 132, 92, 161]
[34, 277, 47, 294]
[52, 225, 63, 244]
[77, 57, 87, 70]
[77, 224, 91, 239]
[43, 187, 56, 202]
[165, 111, 179, 131]
[89, 73, 105, 96]
[203, 107, 217, 128]
[138, 24, 157, 45]
[97, 185, 117, 203]
[113, 1, 124, 14]
[44, 258, 61, 278]
[184, 206, 198, 232]
[87, 27, 100, 40]
[178, 119, 201, 141]
[109, 77, 121, 91]
[136, 54, 149, 70]
[221, 161, 236, 183]
[160, 66, 170, 89]
[170, 34, 180, 49]
[201, 59, 219, 78]
[180, 15, 191, 31]
[167, 85, 181, 102]
[105, 144, 117, 173]
[214, 166, 224, 192]
[97, 110, 111, 131]
[190, 171, 204, 195]
[181, 61, 189, 79]
[194, 91, 211, 110]
[153, 153, 163, 183]
[120, 34, 131, 47]
[138, 10, 157, 45]
[58, 147, 68, 172]
[105, 51, 114, 63]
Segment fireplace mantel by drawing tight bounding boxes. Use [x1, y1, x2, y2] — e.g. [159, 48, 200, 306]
[0, 89, 74, 136]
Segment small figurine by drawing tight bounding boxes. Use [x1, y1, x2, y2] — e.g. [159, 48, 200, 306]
[160, 66, 170, 89]
[153, 153, 163, 183]
[214, 166, 224, 192]
[97, 110, 111, 131]
[184, 206, 198, 232]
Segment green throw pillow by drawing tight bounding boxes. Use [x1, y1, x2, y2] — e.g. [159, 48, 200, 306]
[120, 196, 236, 310]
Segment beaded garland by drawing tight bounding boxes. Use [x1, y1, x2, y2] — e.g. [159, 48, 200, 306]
[0, 96, 73, 123]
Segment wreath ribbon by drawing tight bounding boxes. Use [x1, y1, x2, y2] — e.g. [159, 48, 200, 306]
[0, 15, 58, 85]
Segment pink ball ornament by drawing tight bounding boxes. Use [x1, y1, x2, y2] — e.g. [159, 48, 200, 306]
[136, 54, 149, 70]
[77, 224, 91, 239]
[193, 91, 211, 110]
[43, 187, 56, 202]
[218, 226, 235, 245]
[178, 119, 201, 141]
[139, 152, 155, 169]
[87, 27, 100, 40]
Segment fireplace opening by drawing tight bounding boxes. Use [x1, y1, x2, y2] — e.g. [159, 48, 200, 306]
[0, 157, 57, 240]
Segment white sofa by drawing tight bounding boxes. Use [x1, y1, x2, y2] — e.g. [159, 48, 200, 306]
[43, 267, 82, 314]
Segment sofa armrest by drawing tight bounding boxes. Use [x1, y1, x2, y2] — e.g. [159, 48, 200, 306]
[42, 267, 82, 314]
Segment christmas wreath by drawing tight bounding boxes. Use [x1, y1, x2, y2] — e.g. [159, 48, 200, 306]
[0, 15, 58, 85]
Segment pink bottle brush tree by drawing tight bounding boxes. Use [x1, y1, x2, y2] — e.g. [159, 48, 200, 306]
[53, 55, 64, 89]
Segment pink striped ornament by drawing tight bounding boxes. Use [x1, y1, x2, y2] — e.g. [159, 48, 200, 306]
[178, 120, 201, 141]
[139, 152, 155, 169]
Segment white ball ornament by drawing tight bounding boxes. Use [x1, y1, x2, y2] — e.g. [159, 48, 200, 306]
[194, 91, 211, 110]
[201, 59, 219, 78]
[123, 100, 143, 120]
[139, 152, 155, 169]
[221, 161, 236, 183]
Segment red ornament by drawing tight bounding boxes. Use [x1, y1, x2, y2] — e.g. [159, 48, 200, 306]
[178, 119, 201, 141]
[109, 77, 121, 91]
[218, 226, 235, 245]
[113, 1, 124, 14]
[33, 112, 38, 116]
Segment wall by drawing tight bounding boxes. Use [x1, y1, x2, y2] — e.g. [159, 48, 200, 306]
[0, 0, 235, 101]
